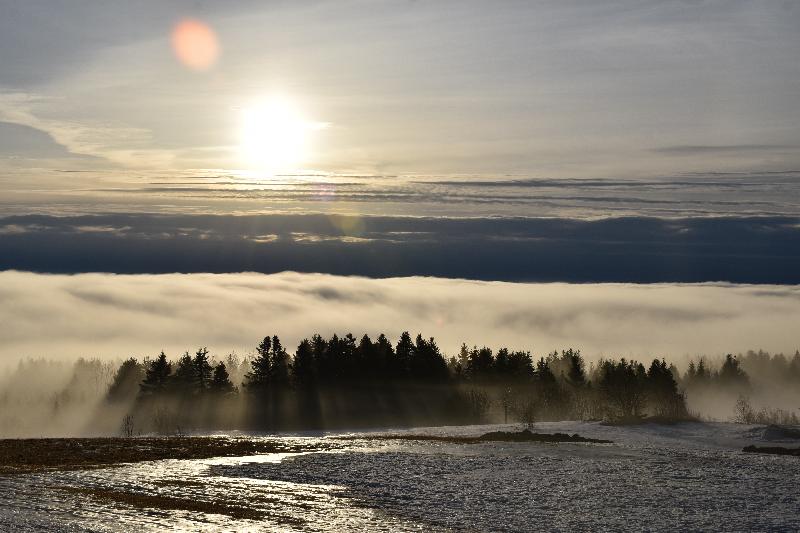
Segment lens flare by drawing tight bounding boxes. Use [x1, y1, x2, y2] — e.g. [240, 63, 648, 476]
[171, 19, 219, 71]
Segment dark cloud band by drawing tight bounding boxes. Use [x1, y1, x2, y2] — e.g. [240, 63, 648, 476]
[1, 214, 798, 283]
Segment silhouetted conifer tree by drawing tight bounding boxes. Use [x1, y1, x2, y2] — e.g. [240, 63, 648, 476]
[310, 334, 328, 378]
[193, 347, 213, 392]
[321, 333, 341, 381]
[646, 359, 686, 418]
[410, 335, 448, 381]
[495, 348, 510, 375]
[507, 350, 534, 380]
[719, 354, 749, 389]
[394, 332, 414, 378]
[684, 361, 698, 387]
[375, 334, 394, 378]
[357, 334, 375, 378]
[467, 346, 494, 379]
[172, 352, 198, 394]
[534, 356, 564, 418]
[140, 351, 172, 395]
[696, 358, 709, 381]
[457, 343, 470, 369]
[244, 336, 272, 392]
[564, 349, 586, 387]
[210, 362, 235, 394]
[269, 335, 290, 386]
[293, 339, 316, 386]
[599, 358, 647, 420]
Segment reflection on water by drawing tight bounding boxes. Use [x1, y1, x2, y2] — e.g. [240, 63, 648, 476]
[1, 422, 799, 531]
[0, 440, 414, 532]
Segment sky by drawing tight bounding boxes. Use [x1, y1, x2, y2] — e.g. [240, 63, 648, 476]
[1, 0, 799, 176]
[1, 1, 799, 363]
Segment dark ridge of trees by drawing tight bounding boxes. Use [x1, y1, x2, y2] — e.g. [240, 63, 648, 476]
[101, 332, 699, 435]
[3, 341, 799, 437]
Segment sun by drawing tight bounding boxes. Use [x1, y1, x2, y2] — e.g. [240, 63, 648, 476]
[238, 97, 317, 173]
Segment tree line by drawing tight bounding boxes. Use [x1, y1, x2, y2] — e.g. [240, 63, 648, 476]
[104, 332, 698, 434]
[2, 337, 797, 437]
[683, 350, 800, 425]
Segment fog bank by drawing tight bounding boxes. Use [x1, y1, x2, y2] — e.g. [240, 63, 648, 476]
[1, 271, 798, 365]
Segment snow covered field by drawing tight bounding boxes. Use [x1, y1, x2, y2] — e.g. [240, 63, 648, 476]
[1, 422, 798, 532]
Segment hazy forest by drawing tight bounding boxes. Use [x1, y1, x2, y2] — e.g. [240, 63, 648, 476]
[1, 332, 799, 437]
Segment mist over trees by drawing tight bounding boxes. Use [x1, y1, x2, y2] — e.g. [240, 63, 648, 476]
[94, 332, 696, 434]
[1, 338, 798, 437]
[683, 350, 800, 425]
[0, 358, 117, 437]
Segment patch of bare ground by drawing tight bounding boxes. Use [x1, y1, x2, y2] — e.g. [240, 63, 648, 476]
[742, 445, 800, 457]
[54, 486, 304, 526]
[0, 437, 331, 475]
[334, 429, 612, 444]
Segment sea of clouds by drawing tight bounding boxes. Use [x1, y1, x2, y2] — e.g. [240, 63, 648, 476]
[1, 270, 798, 366]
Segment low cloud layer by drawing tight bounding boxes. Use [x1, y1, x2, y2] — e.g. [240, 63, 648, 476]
[2, 170, 799, 221]
[1, 271, 798, 366]
[2, 214, 799, 283]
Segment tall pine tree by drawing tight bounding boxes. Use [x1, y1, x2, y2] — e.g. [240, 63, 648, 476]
[140, 351, 172, 395]
[244, 336, 272, 392]
[193, 347, 213, 392]
[210, 362, 236, 394]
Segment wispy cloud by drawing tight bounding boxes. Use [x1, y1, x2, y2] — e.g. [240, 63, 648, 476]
[652, 145, 798, 155]
[2, 2, 800, 175]
[0, 92, 165, 167]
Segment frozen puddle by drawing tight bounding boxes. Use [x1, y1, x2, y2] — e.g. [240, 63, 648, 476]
[1, 422, 798, 531]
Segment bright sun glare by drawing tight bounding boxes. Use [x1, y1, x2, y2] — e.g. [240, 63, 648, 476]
[239, 98, 318, 173]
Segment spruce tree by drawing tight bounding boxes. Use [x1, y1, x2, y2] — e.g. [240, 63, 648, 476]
[394, 331, 414, 378]
[685, 360, 697, 384]
[564, 349, 586, 387]
[646, 359, 686, 417]
[193, 347, 213, 392]
[172, 352, 198, 394]
[244, 336, 272, 392]
[507, 351, 533, 380]
[210, 362, 236, 394]
[270, 335, 290, 385]
[375, 334, 394, 378]
[467, 346, 494, 379]
[357, 334, 374, 378]
[292, 339, 316, 386]
[140, 351, 172, 395]
[719, 354, 749, 388]
[495, 348, 510, 376]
